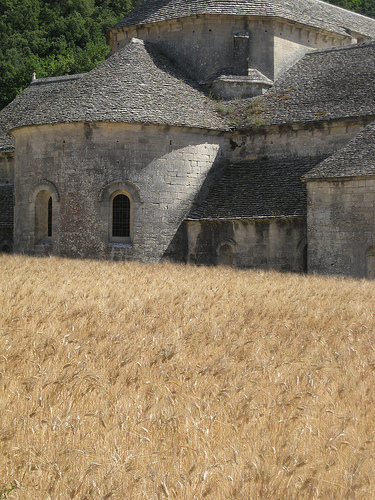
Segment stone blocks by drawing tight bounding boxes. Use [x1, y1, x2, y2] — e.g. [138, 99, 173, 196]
[307, 178, 375, 277]
[12, 122, 228, 262]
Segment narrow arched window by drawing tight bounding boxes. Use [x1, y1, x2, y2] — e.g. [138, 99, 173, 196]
[112, 194, 130, 238]
[217, 240, 236, 266]
[218, 244, 233, 266]
[48, 196, 52, 237]
[35, 190, 52, 241]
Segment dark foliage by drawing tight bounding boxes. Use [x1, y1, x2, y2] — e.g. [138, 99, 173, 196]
[325, 0, 375, 18]
[0, 0, 139, 109]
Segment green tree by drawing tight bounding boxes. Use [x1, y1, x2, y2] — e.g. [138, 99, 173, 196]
[325, 0, 375, 17]
[0, 0, 139, 110]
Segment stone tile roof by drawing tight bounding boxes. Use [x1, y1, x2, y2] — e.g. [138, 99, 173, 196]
[0, 75, 86, 152]
[0, 184, 13, 228]
[0, 110, 15, 153]
[114, 0, 375, 38]
[247, 41, 375, 127]
[188, 156, 327, 220]
[304, 121, 375, 179]
[201, 69, 273, 85]
[5, 38, 227, 134]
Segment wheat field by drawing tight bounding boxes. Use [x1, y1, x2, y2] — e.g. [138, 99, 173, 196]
[0, 254, 375, 499]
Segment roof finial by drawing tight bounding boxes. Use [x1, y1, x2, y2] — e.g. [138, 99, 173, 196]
[32, 72, 36, 82]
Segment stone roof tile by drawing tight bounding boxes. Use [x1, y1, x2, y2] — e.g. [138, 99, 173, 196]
[304, 121, 375, 179]
[0, 109, 15, 153]
[245, 41, 375, 127]
[115, 0, 375, 38]
[188, 156, 327, 220]
[5, 38, 227, 134]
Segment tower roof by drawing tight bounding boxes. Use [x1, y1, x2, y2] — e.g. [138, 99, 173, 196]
[114, 0, 375, 39]
[3, 39, 227, 134]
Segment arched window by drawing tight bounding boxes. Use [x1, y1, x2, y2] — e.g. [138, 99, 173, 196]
[35, 190, 52, 241]
[216, 239, 236, 266]
[303, 244, 308, 273]
[29, 180, 59, 246]
[112, 194, 130, 238]
[48, 196, 52, 237]
[218, 244, 233, 266]
[0, 241, 11, 253]
[298, 237, 308, 273]
[99, 181, 142, 246]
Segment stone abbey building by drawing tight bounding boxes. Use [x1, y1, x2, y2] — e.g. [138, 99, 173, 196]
[1, 0, 375, 278]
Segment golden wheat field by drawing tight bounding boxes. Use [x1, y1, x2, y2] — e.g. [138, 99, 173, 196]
[0, 254, 375, 499]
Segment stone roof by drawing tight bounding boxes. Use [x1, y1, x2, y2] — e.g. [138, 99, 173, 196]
[0, 110, 15, 153]
[242, 41, 375, 127]
[4, 38, 227, 134]
[201, 69, 273, 85]
[0, 74, 86, 152]
[188, 156, 327, 220]
[304, 121, 375, 180]
[114, 0, 375, 38]
[0, 184, 13, 228]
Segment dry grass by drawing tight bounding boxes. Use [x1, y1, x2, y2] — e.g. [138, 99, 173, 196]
[1, 254, 375, 499]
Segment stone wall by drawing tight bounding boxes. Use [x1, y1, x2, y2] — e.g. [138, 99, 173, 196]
[187, 218, 307, 271]
[273, 20, 348, 79]
[10, 115, 373, 270]
[306, 177, 375, 278]
[110, 15, 349, 82]
[186, 119, 369, 274]
[12, 122, 228, 261]
[229, 119, 372, 163]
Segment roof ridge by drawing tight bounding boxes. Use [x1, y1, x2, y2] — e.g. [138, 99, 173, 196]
[30, 74, 85, 86]
[113, 0, 375, 38]
[304, 39, 375, 57]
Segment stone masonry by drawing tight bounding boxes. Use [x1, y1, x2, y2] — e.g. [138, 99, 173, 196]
[1, 0, 375, 277]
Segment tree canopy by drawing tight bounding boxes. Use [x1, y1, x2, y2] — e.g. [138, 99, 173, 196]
[0, 0, 139, 110]
[0, 0, 374, 111]
[326, 0, 375, 18]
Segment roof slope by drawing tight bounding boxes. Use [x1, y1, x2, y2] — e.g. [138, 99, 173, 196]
[115, 0, 375, 38]
[0, 110, 15, 153]
[304, 122, 375, 179]
[188, 156, 327, 220]
[4, 38, 226, 134]
[242, 41, 375, 127]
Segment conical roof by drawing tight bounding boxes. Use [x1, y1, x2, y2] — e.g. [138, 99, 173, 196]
[114, 0, 375, 39]
[4, 38, 227, 135]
